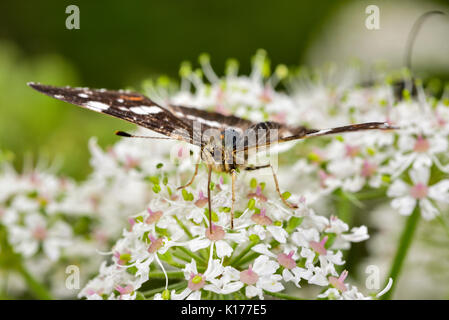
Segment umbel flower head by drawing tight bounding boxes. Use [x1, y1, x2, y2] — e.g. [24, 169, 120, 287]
[78, 52, 404, 300]
[79, 170, 373, 300]
[3, 51, 449, 299]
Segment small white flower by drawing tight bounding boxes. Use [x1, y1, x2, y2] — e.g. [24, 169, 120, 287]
[387, 165, 449, 220]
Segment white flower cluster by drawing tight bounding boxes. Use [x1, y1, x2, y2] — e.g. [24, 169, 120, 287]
[79, 168, 371, 300]
[1, 50, 449, 299]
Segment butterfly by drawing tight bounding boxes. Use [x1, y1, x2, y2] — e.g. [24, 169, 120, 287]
[28, 82, 396, 232]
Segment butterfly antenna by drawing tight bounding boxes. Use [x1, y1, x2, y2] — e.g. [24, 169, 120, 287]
[115, 131, 173, 140]
[404, 10, 445, 72]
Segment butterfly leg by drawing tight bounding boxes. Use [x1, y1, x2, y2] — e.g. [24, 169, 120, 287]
[244, 164, 270, 171]
[207, 165, 213, 233]
[230, 169, 237, 229]
[270, 165, 298, 209]
[177, 162, 199, 190]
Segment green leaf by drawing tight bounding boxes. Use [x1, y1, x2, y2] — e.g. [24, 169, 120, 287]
[152, 184, 161, 193]
[148, 176, 160, 184]
[247, 198, 256, 210]
[286, 216, 303, 233]
[250, 178, 257, 189]
[127, 266, 138, 275]
[282, 191, 291, 200]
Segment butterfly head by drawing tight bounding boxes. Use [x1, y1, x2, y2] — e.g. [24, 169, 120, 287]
[200, 128, 244, 172]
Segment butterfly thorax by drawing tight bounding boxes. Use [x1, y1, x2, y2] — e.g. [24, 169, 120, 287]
[201, 128, 247, 173]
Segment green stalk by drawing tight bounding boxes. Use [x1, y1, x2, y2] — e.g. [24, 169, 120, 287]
[337, 190, 354, 225]
[236, 252, 260, 267]
[436, 214, 449, 239]
[174, 216, 193, 239]
[381, 206, 420, 300]
[263, 290, 305, 300]
[177, 247, 207, 265]
[148, 271, 185, 279]
[142, 281, 186, 298]
[227, 241, 257, 267]
[17, 264, 52, 300]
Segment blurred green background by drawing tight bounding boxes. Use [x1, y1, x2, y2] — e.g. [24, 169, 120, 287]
[0, 0, 448, 179]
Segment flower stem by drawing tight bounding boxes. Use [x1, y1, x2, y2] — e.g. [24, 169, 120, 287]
[436, 214, 449, 239]
[337, 190, 354, 225]
[235, 252, 260, 268]
[227, 242, 257, 266]
[17, 264, 53, 300]
[381, 206, 420, 300]
[263, 290, 305, 300]
[177, 247, 207, 266]
[148, 271, 185, 279]
[174, 216, 193, 239]
[142, 281, 186, 298]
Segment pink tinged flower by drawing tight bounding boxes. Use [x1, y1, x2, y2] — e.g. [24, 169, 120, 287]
[215, 103, 230, 115]
[345, 144, 360, 158]
[114, 251, 131, 265]
[32, 225, 47, 241]
[436, 114, 447, 128]
[86, 288, 103, 296]
[318, 170, 332, 188]
[93, 229, 107, 244]
[260, 85, 273, 103]
[410, 182, 428, 199]
[146, 208, 163, 224]
[328, 270, 348, 292]
[413, 136, 430, 153]
[214, 90, 231, 115]
[116, 284, 134, 296]
[107, 146, 116, 158]
[309, 236, 328, 256]
[124, 155, 139, 170]
[309, 148, 325, 164]
[128, 218, 136, 231]
[86, 288, 96, 296]
[89, 194, 100, 211]
[148, 235, 164, 253]
[205, 224, 225, 241]
[29, 171, 40, 186]
[177, 146, 190, 159]
[178, 146, 184, 158]
[195, 190, 208, 208]
[277, 251, 296, 270]
[247, 186, 268, 202]
[58, 177, 68, 190]
[361, 160, 377, 178]
[251, 208, 273, 226]
[271, 111, 287, 124]
[188, 273, 205, 291]
[240, 264, 259, 285]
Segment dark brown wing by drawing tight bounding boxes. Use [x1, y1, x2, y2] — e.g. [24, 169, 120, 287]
[280, 122, 396, 142]
[237, 121, 310, 150]
[168, 105, 255, 131]
[27, 83, 203, 144]
[240, 121, 396, 152]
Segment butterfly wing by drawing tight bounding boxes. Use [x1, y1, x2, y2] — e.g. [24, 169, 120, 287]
[239, 121, 396, 152]
[168, 105, 255, 131]
[28, 83, 200, 144]
[280, 122, 396, 142]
